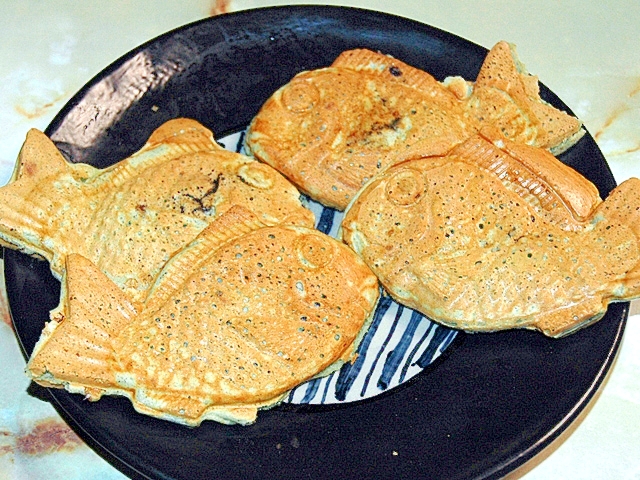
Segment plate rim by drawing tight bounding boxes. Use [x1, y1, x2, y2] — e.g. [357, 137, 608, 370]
[6, 5, 628, 480]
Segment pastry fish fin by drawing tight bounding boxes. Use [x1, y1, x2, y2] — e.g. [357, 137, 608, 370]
[415, 248, 486, 301]
[144, 118, 220, 152]
[452, 133, 599, 228]
[597, 178, 640, 235]
[101, 118, 222, 189]
[534, 298, 609, 338]
[482, 129, 601, 220]
[143, 205, 267, 309]
[332, 49, 445, 92]
[10, 129, 70, 184]
[472, 41, 584, 153]
[0, 129, 85, 258]
[594, 178, 640, 292]
[27, 253, 138, 397]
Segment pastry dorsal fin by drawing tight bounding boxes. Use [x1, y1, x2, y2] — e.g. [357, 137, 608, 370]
[143, 205, 267, 310]
[144, 118, 218, 149]
[332, 49, 444, 92]
[99, 118, 222, 190]
[451, 133, 598, 228]
[27, 253, 138, 393]
[455, 135, 560, 209]
[492, 133, 601, 219]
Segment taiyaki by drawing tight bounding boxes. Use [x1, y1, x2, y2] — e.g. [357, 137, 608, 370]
[27, 206, 380, 426]
[341, 132, 640, 337]
[0, 118, 314, 302]
[245, 41, 584, 210]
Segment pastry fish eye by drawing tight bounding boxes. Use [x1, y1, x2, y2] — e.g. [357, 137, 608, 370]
[281, 80, 320, 113]
[385, 168, 425, 206]
[237, 163, 275, 189]
[294, 233, 335, 269]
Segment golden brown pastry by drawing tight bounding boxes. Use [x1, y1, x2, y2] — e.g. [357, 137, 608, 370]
[0, 118, 314, 302]
[27, 206, 380, 426]
[466, 41, 585, 155]
[245, 42, 584, 210]
[341, 132, 640, 337]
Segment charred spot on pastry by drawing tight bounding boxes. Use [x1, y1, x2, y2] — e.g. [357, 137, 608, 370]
[389, 66, 402, 77]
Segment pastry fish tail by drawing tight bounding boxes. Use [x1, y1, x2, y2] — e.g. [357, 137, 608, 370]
[27, 253, 138, 398]
[470, 41, 584, 153]
[538, 178, 640, 337]
[0, 129, 73, 262]
[595, 177, 640, 297]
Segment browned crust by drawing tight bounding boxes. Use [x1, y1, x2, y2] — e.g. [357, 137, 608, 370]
[246, 43, 584, 210]
[342, 135, 639, 337]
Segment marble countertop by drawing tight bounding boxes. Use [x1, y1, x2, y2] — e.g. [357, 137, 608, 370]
[1, 1, 638, 479]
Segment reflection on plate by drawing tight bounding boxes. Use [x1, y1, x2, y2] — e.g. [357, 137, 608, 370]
[6, 6, 627, 480]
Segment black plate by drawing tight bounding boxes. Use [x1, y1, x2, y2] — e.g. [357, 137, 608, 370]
[5, 6, 626, 480]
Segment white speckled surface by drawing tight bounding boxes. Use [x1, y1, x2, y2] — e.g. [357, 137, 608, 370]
[0, 1, 638, 478]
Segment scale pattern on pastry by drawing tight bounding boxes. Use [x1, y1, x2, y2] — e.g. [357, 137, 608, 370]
[0, 118, 314, 303]
[245, 41, 584, 210]
[341, 132, 640, 337]
[27, 206, 379, 426]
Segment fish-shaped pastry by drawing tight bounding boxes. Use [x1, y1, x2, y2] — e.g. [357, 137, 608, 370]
[245, 41, 585, 210]
[0, 118, 314, 302]
[341, 132, 640, 337]
[27, 206, 380, 426]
